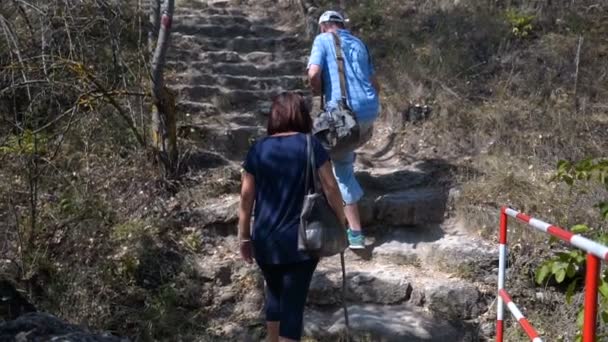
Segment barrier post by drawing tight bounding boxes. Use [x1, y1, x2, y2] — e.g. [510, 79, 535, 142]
[497, 207, 508, 342]
[583, 253, 600, 342]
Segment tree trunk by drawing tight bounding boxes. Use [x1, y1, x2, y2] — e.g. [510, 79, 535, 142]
[150, 0, 177, 176]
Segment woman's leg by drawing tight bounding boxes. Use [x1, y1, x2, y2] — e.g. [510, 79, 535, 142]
[267, 322, 280, 342]
[278, 259, 319, 341]
[260, 264, 283, 342]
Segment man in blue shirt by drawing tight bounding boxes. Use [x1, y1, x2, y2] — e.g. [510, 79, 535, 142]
[308, 10, 381, 249]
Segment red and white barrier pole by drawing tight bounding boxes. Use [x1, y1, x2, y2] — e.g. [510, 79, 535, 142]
[501, 207, 608, 341]
[503, 208, 608, 261]
[499, 289, 543, 342]
[583, 253, 599, 342]
[497, 207, 508, 342]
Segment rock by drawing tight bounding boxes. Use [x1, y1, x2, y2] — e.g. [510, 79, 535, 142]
[218, 289, 236, 304]
[308, 264, 412, 305]
[192, 259, 233, 285]
[418, 281, 482, 320]
[373, 223, 496, 278]
[189, 194, 239, 228]
[361, 188, 447, 226]
[0, 280, 36, 321]
[304, 304, 475, 341]
[0, 312, 128, 341]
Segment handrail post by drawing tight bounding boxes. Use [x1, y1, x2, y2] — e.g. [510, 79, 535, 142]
[497, 207, 508, 342]
[583, 253, 600, 342]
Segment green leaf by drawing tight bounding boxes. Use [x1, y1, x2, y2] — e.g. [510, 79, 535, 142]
[599, 279, 608, 298]
[598, 202, 608, 221]
[536, 264, 550, 284]
[602, 311, 608, 323]
[552, 261, 565, 274]
[556, 268, 566, 283]
[566, 279, 578, 304]
[567, 263, 577, 278]
[577, 308, 585, 327]
[571, 224, 590, 234]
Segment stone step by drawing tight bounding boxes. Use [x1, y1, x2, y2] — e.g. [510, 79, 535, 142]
[178, 123, 264, 159]
[172, 23, 285, 39]
[304, 304, 478, 342]
[172, 23, 255, 38]
[169, 50, 305, 66]
[174, 85, 286, 106]
[178, 97, 272, 116]
[171, 35, 307, 54]
[308, 258, 486, 321]
[187, 111, 261, 127]
[359, 187, 448, 227]
[174, 14, 253, 27]
[371, 223, 497, 278]
[174, 6, 245, 17]
[174, 73, 306, 91]
[177, 100, 219, 117]
[169, 59, 307, 77]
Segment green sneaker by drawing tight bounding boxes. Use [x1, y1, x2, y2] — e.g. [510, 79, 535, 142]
[347, 229, 365, 249]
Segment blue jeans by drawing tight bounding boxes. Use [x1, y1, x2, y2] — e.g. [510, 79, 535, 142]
[332, 119, 374, 205]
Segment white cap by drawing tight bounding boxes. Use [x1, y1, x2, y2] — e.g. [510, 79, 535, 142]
[318, 10, 345, 25]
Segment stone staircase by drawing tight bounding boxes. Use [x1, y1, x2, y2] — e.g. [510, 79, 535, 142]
[168, 0, 310, 160]
[167, 1, 497, 340]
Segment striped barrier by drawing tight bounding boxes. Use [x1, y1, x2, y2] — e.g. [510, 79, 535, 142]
[498, 289, 542, 342]
[497, 207, 603, 342]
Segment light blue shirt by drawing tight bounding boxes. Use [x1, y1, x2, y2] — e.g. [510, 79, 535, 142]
[308, 29, 379, 122]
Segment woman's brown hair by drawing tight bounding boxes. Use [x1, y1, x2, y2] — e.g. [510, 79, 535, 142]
[267, 92, 312, 135]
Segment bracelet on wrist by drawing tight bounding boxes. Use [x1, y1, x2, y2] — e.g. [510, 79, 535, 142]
[239, 239, 251, 243]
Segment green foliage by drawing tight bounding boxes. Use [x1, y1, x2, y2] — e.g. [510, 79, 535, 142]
[535, 158, 608, 338]
[0, 130, 48, 155]
[556, 159, 608, 190]
[112, 220, 147, 241]
[505, 9, 535, 38]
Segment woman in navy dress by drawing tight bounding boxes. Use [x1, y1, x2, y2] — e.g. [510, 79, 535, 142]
[238, 92, 346, 342]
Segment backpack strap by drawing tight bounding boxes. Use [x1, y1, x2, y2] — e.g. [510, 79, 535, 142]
[331, 32, 349, 108]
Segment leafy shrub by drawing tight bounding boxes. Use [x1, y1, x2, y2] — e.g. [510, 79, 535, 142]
[535, 158, 608, 340]
[505, 9, 535, 38]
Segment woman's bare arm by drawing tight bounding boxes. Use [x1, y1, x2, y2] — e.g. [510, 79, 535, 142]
[317, 161, 347, 226]
[238, 171, 255, 263]
[238, 171, 255, 239]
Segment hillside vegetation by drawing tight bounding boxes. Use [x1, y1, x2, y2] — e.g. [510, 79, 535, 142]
[327, 0, 607, 338]
[1, 0, 607, 341]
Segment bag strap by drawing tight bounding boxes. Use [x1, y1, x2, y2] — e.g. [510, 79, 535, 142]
[331, 32, 349, 108]
[305, 134, 311, 194]
[306, 134, 321, 194]
[340, 252, 350, 340]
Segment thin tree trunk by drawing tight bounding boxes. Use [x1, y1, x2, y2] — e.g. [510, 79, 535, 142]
[150, 0, 177, 175]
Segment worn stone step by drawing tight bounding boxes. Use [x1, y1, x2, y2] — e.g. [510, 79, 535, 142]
[173, 23, 255, 38]
[171, 35, 307, 54]
[304, 304, 478, 342]
[359, 187, 448, 227]
[175, 73, 306, 91]
[174, 7, 245, 17]
[176, 100, 219, 117]
[188, 111, 261, 127]
[371, 221, 497, 278]
[174, 85, 286, 106]
[308, 259, 486, 321]
[174, 14, 253, 26]
[178, 123, 264, 159]
[173, 23, 284, 39]
[168, 59, 307, 77]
